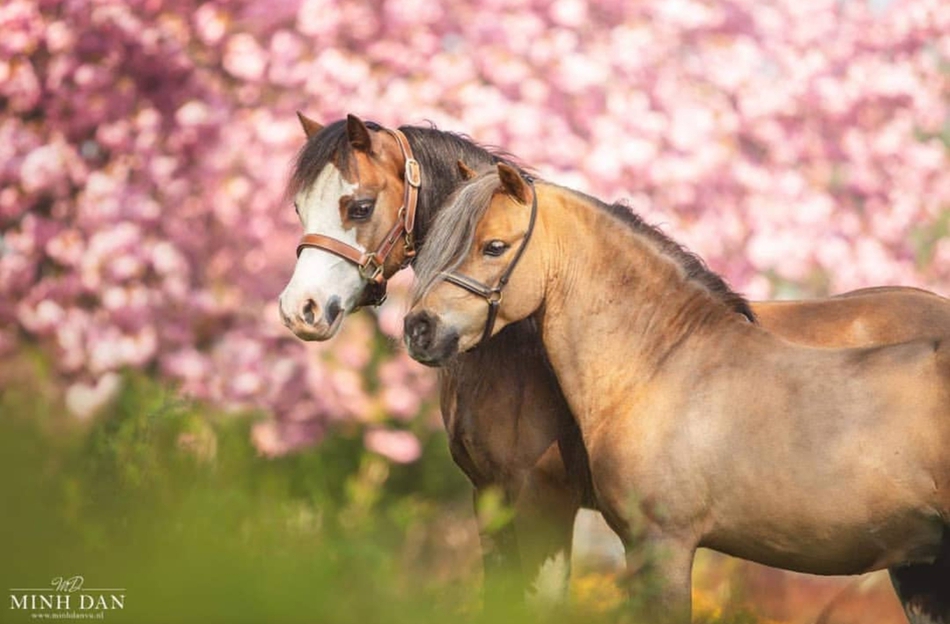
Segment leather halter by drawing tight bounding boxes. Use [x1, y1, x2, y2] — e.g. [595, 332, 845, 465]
[442, 175, 538, 345]
[296, 127, 421, 307]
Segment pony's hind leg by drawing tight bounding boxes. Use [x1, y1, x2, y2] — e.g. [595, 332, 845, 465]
[890, 531, 950, 624]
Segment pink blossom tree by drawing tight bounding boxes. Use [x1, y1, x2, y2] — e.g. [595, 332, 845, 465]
[1, 0, 948, 458]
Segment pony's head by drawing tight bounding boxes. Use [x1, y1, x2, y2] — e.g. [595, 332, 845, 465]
[279, 113, 419, 340]
[405, 163, 543, 365]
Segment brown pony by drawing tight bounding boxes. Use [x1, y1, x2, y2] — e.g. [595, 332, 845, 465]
[404, 164, 950, 623]
[280, 115, 586, 601]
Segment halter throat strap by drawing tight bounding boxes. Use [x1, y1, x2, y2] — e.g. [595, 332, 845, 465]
[295, 126, 421, 307]
[443, 175, 538, 345]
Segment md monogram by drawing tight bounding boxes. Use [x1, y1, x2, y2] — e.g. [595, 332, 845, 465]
[9, 576, 125, 616]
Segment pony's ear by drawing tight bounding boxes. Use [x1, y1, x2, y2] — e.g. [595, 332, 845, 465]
[497, 163, 531, 205]
[346, 114, 374, 152]
[296, 112, 324, 138]
[457, 160, 478, 181]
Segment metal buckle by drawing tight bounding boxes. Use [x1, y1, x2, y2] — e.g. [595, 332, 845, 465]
[359, 255, 384, 283]
[405, 158, 421, 188]
[486, 290, 502, 305]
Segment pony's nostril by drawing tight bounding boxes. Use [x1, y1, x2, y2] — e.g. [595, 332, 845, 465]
[406, 314, 433, 349]
[302, 299, 317, 326]
[325, 296, 343, 325]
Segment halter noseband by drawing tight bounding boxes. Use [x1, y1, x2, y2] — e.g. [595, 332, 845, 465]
[442, 174, 538, 345]
[295, 127, 421, 307]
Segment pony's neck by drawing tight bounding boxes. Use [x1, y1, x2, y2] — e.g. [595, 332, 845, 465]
[400, 127, 503, 245]
[533, 185, 740, 433]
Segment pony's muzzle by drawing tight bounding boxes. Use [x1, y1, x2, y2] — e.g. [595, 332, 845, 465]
[278, 294, 342, 341]
[324, 296, 343, 325]
[404, 311, 459, 366]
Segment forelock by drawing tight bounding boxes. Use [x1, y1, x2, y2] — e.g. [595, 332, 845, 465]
[286, 119, 383, 200]
[411, 171, 502, 303]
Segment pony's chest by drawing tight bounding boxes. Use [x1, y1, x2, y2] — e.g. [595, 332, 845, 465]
[448, 405, 514, 472]
[444, 391, 560, 492]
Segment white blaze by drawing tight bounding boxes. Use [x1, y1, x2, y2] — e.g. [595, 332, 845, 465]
[279, 164, 366, 327]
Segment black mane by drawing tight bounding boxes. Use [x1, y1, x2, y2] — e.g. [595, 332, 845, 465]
[287, 120, 520, 246]
[599, 193, 755, 322]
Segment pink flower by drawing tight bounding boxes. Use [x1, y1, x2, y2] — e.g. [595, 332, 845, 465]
[223, 33, 267, 82]
[65, 373, 121, 420]
[381, 385, 421, 421]
[20, 144, 65, 193]
[175, 100, 211, 127]
[163, 348, 210, 383]
[17, 298, 65, 334]
[46, 228, 85, 267]
[193, 4, 227, 45]
[296, 0, 339, 37]
[364, 428, 422, 464]
[549, 0, 587, 27]
[251, 420, 287, 457]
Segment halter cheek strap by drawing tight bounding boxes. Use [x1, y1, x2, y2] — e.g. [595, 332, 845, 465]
[442, 273, 504, 346]
[295, 127, 421, 307]
[443, 175, 538, 345]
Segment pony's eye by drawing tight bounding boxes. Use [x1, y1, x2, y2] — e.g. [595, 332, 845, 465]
[293, 202, 300, 217]
[347, 199, 375, 221]
[483, 240, 509, 257]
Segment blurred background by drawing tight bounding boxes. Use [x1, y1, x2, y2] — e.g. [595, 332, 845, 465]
[1, 0, 948, 622]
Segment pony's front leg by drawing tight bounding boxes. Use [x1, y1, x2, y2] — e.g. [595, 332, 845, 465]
[514, 444, 581, 610]
[622, 534, 695, 624]
[593, 459, 696, 621]
[474, 487, 524, 607]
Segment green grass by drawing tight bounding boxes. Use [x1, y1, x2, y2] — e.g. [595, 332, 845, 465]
[0, 366, 480, 623]
[0, 360, 760, 624]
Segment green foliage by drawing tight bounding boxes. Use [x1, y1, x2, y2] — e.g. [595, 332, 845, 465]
[0, 368, 761, 623]
[474, 486, 517, 536]
[0, 370, 477, 624]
